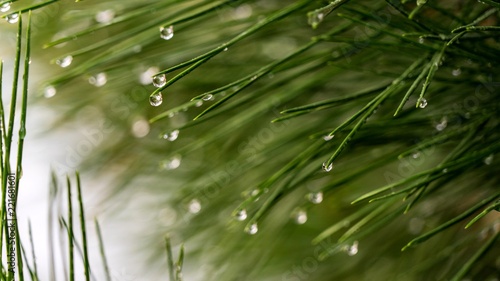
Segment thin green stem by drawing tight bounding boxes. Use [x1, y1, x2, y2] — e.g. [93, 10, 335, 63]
[95, 218, 111, 281]
[66, 177, 74, 281]
[76, 172, 90, 281]
[402, 192, 500, 251]
[165, 235, 175, 281]
[450, 230, 499, 281]
[0, 0, 58, 19]
[307, 0, 350, 29]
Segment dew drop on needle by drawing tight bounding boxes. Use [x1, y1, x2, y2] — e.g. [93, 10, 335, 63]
[56, 55, 73, 68]
[322, 162, 333, 172]
[6, 13, 18, 24]
[0, 2, 11, 13]
[160, 25, 174, 40]
[235, 209, 247, 221]
[149, 92, 163, 107]
[293, 209, 307, 225]
[307, 192, 323, 204]
[152, 74, 167, 88]
[246, 223, 258, 235]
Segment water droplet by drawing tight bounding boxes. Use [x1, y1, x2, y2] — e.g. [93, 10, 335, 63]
[88, 72, 107, 87]
[246, 223, 258, 235]
[202, 94, 214, 101]
[308, 12, 324, 28]
[346, 241, 359, 256]
[0, 2, 11, 12]
[152, 74, 166, 88]
[418, 37, 425, 44]
[435, 117, 447, 131]
[44, 86, 57, 98]
[56, 55, 73, 68]
[452, 68, 461, 77]
[322, 162, 333, 172]
[234, 209, 247, 221]
[442, 168, 448, 173]
[417, 0, 428, 5]
[412, 152, 420, 159]
[223, 47, 228, 52]
[484, 154, 494, 165]
[323, 135, 334, 141]
[195, 100, 203, 107]
[293, 209, 307, 225]
[160, 155, 181, 170]
[149, 92, 163, 106]
[307, 191, 323, 204]
[95, 9, 115, 24]
[160, 25, 174, 40]
[162, 129, 179, 141]
[188, 199, 201, 214]
[5, 13, 18, 24]
[418, 98, 427, 108]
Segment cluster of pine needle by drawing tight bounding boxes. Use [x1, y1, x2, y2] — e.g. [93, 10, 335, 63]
[0, 0, 499, 280]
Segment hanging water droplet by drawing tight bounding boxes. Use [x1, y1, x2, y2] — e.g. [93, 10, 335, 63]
[44, 86, 57, 98]
[435, 117, 447, 131]
[323, 135, 334, 141]
[346, 241, 359, 256]
[95, 9, 115, 24]
[442, 168, 448, 173]
[149, 92, 163, 107]
[234, 209, 247, 221]
[418, 37, 425, 44]
[418, 98, 427, 108]
[293, 209, 308, 225]
[88, 72, 107, 87]
[322, 162, 333, 172]
[152, 74, 167, 88]
[56, 55, 73, 68]
[188, 199, 201, 214]
[160, 25, 174, 40]
[452, 68, 461, 77]
[246, 223, 258, 235]
[0, 2, 11, 12]
[223, 47, 228, 52]
[163, 129, 179, 141]
[195, 100, 203, 107]
[484, 154, 494, 165]
[6, 13, 18, 24]
[160, 155, 181, 170]
[412, 151, 420, 159]
[202, 94, 214, 101]
[307, 191, 323, 204]
[308, 12, 324, 29]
